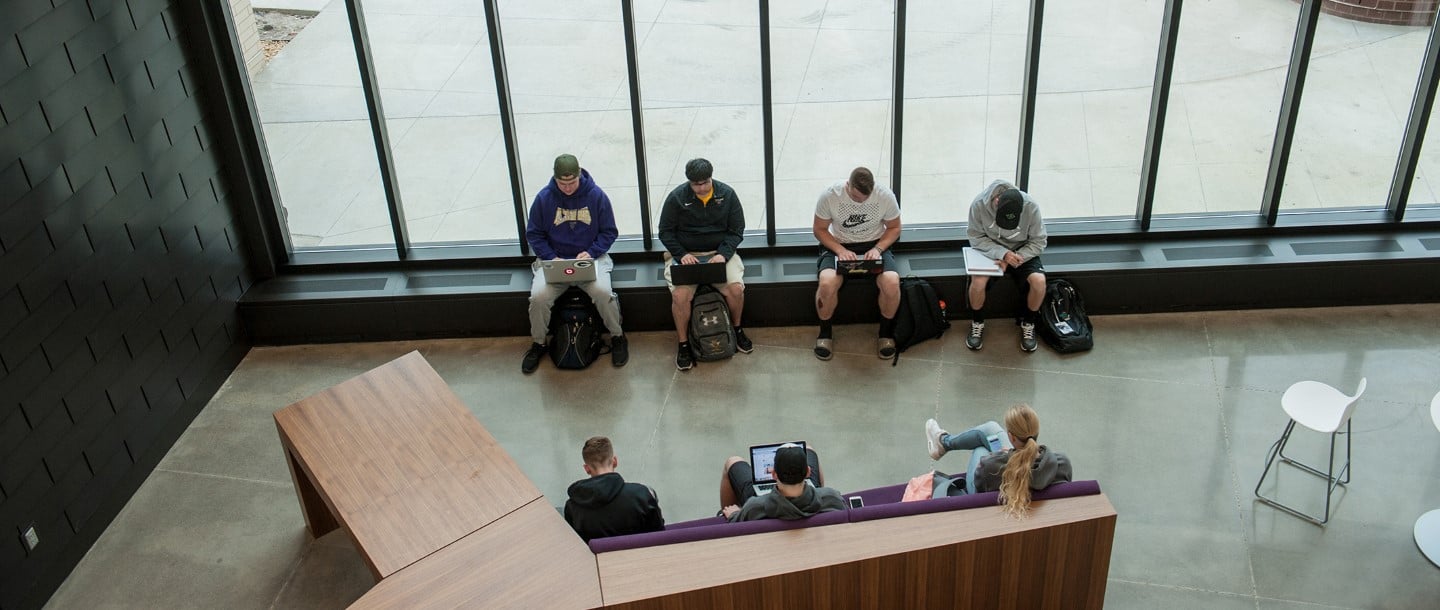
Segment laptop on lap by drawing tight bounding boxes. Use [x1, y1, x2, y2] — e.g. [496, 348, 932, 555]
[671, 262, 728, 285]
[542, 259, 598, 283]
[748, 440, 807, 496]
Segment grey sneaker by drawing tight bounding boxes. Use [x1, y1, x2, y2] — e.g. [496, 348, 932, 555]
[877, 337, 896, 359]
[1019, 321, 1038, 352]
[926, 418, 949, 460]
[966, 322, 985, 350]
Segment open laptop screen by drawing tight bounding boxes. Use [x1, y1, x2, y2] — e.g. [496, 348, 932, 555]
[749, 441, 806, 482]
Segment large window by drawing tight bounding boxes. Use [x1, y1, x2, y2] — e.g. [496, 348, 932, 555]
[250, 7, 390, 249]
[503, 2, 644, 239]
[1284, 11, 1431, 211]
[1154, 0, 1298, 215]
[770, 1, 894, 232]
[360, 1, 515, 245]
[900, 0, 1027, 225]
[639, 0, 768, 234]
[231, 0, 1440, 260]
[1029, 0, 1164, 220]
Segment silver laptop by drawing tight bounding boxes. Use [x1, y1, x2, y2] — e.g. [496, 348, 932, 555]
[749, 440, 806, 496]
[541, 259, 597, 284]
[670, 262, 728, 285]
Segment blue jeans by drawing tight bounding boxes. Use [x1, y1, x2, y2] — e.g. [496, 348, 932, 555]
[940, 420, 1006, 495]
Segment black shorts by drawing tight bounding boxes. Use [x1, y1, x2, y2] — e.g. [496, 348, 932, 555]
[981, 255, 1045, 288]
[726, 448, 823, 505]
[816, 241, 899, 276]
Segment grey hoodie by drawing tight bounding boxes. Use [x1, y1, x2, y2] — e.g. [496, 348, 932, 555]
[967, 179, 1047, 262]
[728, 484, 847, 523]
[971, 445, 1072, 494]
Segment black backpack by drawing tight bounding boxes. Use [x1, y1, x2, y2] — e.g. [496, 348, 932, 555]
[891, 277, 950, 365]
[1039, 278, 1093, 353]
[689, 285, 736, 362]
[549, 287, 607, 369]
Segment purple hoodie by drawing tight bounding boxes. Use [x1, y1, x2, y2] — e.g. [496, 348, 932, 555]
[525, 169, 618, 260]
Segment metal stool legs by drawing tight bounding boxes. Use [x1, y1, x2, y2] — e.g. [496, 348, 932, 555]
[1254, 418, 1352, 525]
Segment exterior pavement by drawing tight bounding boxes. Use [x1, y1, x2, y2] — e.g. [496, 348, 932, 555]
[245, 0, 1440, 248]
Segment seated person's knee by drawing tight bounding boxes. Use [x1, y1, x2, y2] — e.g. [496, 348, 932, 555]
[672, 287, 694, 307]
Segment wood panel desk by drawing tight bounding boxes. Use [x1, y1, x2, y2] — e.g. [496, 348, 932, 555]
[273, 351, 542, 580]
[350, 499, 604, 609]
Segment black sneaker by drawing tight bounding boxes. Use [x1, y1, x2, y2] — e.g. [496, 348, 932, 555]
[735, 328, 754, 353]
[611, 335, 629, 367]
[676, 342, 694, 371]
[521, 342, 546, 374]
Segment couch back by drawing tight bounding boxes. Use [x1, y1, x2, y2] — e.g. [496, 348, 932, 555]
[588, 480, 1101, 553]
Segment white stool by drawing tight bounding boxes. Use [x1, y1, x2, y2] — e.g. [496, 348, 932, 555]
[1254, 378, 1366, 525]
[1415, 391, 1440, 567]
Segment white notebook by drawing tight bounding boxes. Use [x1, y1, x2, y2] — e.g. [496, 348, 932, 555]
[963, 247, 1003, 276]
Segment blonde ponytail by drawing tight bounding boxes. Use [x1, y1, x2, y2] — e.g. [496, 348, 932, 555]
[998, 404, 1041, 518]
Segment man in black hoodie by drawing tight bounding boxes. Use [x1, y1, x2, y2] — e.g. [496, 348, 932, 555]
[563, 436, 664, 542]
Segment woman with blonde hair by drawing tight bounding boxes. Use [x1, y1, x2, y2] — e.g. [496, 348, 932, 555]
[924, 404, 1072, 517]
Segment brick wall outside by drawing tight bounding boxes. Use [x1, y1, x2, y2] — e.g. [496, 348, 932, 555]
[1318, 0, 1438, 26]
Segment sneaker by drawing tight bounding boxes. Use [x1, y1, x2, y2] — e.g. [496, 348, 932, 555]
[676, 343, 694, 371]
[877, 337, 896, 359]
[521, 342, 546, 374]
[966, 322, 985, 350]
[925, 418, 949, 460]
[735, 328, 754, 353]
[611, 335, 629, 367]
[1019, 322, 1038, 352]
[814, 337, 834, 361]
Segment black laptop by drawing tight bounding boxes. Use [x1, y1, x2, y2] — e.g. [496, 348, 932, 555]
[670, 262, 728, 285]
[836, 259, 883, 276]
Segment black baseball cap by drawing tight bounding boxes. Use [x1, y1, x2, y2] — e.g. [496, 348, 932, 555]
[996, 188, 1024, 231]
[773, 444, 809, 484]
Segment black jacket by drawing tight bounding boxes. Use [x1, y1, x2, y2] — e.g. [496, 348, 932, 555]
[563, 472, 665, 542]
[657, 180, 745, 260]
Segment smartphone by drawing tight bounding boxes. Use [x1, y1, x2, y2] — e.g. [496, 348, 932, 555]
[986, 434, 1004, 452]
[847, 496, 865, 509]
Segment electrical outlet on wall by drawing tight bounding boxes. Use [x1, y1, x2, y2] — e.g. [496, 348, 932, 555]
[22, 524, 39, 552]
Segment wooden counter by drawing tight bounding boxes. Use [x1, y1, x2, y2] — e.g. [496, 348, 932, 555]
[273, 351, 543, 579]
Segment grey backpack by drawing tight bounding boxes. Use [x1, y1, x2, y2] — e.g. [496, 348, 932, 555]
[689, 286, 735, 362]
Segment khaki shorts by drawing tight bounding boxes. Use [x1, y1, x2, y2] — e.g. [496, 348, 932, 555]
[663, 251, 746, 291]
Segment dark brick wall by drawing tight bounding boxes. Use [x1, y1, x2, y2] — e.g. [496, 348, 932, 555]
[0, 1, 254, 607]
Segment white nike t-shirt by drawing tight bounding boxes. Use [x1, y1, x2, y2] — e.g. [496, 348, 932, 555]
[814, 182, 900, 244]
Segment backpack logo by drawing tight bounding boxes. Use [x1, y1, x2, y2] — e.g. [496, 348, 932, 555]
[701, 313, 720, 327]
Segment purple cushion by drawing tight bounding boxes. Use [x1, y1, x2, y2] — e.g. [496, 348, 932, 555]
[589, 509, 849, 553]
[848, 480, 1101, 522]
[844, 484, 906, 506]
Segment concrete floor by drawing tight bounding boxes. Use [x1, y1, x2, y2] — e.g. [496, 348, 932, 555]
[44, 304, 1440, 608]
[246, 0, 1440, 248]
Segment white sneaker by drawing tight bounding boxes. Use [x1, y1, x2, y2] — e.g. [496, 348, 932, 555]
[925, 418, 948, 460]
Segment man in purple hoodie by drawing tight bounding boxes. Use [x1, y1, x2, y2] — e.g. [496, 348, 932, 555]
[522, 154, 627, 374]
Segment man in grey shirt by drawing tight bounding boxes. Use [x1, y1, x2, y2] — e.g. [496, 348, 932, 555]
[719, 444, 846, 522]
[966, 179, 1048, 352]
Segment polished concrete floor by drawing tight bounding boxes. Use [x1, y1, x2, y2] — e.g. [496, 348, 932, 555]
[46, 304, 1440, 608]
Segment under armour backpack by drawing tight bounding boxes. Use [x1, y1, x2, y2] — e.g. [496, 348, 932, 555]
[1038, 278, 1093, 353]
[689, 285, 736, 362]
[549, 287, 606, 369]
[891, 277, 950, 365]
